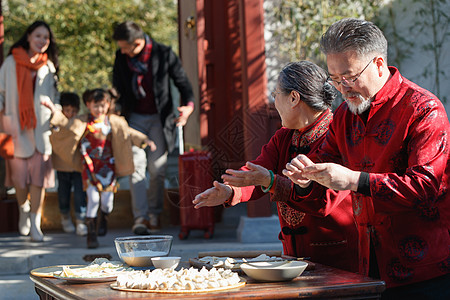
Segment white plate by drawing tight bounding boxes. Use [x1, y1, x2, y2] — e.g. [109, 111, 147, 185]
[51, 264, 130, 283]
[30, 265, 85, 278]
[240, 260, 308, 282]
[54, 275, 117, 283]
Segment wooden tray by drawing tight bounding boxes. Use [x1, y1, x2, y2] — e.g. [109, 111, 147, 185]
[110, 279, 246, 294]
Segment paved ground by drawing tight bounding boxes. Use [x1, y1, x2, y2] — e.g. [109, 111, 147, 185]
[0, 203, 282, 300]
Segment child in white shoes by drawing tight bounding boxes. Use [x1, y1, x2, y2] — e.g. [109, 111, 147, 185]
[50, 92, 88, 236]
[42, 88, 156, 248]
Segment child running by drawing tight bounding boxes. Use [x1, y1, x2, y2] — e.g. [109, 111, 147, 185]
[42, 88, 156, 248]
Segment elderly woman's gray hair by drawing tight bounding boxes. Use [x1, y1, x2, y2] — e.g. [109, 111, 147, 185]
[278, 61, 336, 112]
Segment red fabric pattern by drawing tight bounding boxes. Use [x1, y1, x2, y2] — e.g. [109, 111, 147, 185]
[302, 67, 450, 288]
[232, 109, 359, 273]
[80, 115, 115, 190]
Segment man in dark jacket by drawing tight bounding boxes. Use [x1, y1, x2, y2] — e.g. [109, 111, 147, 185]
[113, 21, 195, 234]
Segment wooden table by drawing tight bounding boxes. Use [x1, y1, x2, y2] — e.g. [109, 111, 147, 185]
[30, 262, 385, 299]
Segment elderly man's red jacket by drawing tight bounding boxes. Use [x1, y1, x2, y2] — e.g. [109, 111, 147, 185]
[291, 67, 450, 288]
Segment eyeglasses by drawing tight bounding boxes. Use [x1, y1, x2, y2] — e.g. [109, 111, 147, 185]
[271, 90, 283, 99]
[328, 57, 375, 88]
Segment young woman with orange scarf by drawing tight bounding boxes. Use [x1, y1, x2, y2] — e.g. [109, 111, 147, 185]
[0, 21, 59, 242]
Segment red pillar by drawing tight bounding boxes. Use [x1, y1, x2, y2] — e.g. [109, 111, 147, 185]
[0, 0, 4, 65]
[179, 0, 274, 218]
[238, 0, 272, 217]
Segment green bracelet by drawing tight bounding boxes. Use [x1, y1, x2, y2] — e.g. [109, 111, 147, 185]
[261, 170, 274, 193]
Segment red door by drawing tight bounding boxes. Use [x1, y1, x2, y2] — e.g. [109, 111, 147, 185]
[178, 0, 274, 217]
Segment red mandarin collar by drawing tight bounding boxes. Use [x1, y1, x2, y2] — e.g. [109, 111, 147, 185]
[296, 109, 332, 135]
[372, 66, 403, 106]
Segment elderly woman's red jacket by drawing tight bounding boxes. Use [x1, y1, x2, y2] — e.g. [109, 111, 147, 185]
[228, 110, 359, 273]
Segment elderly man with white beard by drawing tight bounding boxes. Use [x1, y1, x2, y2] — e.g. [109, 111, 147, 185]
[283, 18, 450, 299]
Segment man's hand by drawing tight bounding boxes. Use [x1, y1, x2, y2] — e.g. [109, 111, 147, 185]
[145, 139, 157, 152]
[283, 154, 360, 191]
[221, 162, 272, 187]
[193, 181, 232, 208]
[176, 104, 194, 126]
[301, 162, 360, 191]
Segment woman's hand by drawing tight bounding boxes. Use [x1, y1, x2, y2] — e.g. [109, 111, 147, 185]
[282, 154, 313, 188]
[221, 162, 271, 187]
[193, 181, 232, 208]
[40, 98, 57, 113]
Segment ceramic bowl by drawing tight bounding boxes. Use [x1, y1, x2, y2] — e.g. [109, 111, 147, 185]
[114, 235, 173, 267]
[151, 256, 181, 269]
[240, 260, 308, 282]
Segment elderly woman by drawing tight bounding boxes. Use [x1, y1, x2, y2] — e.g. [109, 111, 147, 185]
[193, 61, 358, 272]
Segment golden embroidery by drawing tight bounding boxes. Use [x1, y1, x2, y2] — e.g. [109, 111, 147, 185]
[278, 202, 305, 227]
[292, 110, 332, 150]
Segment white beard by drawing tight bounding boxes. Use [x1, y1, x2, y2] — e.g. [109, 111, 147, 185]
[344, 93, 371, 115]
